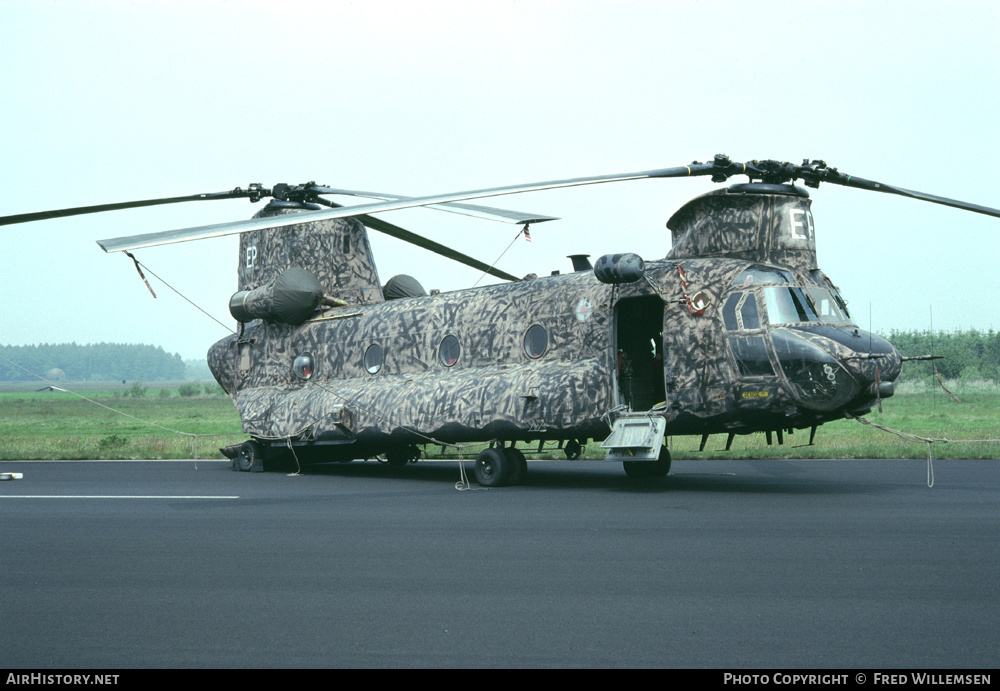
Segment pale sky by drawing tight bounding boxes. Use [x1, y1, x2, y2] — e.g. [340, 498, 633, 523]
[2, 0, 998, 360]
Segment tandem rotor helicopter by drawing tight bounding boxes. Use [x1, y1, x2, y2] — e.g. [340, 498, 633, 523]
[5, 155, 999, 485]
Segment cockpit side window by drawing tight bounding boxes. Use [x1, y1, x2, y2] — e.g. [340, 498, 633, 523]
[723, 292, 774, 376]
[740, 294, 760, 330]
[722, 292, 761, 331]
[728, 335, 775, 376]
[722, 294, 741, 330]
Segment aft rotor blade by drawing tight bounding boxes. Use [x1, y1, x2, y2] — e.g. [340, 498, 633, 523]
[97, 163, 718, 252]
[0, 188, 261, 227]
[356, 214, 520, 282]
[314, 187, 558, 225]
[311, 197, 522, 281]
[816, 172, 1000, 219]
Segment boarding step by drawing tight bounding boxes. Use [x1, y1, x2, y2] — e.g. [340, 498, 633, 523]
[601, 414, 666, 461]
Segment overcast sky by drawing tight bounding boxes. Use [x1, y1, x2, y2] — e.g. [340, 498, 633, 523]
[2, 0, 998, 360]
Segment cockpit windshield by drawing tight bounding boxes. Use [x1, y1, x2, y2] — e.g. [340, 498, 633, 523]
[763, 287, 819, 325]
[806, 288, 854, 325]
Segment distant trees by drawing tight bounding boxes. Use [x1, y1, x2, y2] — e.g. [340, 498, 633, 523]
[0, 343, 186, 382]
[886, 329, 1000, 382]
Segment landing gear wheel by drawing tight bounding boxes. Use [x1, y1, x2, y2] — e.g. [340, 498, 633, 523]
[475, 447, 512, 487]
[385, 455, 408, 468]
[623, 446, 671, 480]
[384, 450, 409, 468]
[236, 440, 264, 472]
[385, 444, 421, 468]
[503, 447, 528, 485]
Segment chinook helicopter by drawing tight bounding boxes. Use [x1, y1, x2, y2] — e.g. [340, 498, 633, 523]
[5, 156, 999, 485]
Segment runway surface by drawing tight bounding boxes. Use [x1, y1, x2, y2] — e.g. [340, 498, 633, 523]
[1, 457, 997, 668]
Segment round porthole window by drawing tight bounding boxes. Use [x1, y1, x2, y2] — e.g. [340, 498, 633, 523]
[439, 335, 460, 367]
[293, 353, 315, 380]
[523, 324, 548, 359]
[364, 344, 383, 374]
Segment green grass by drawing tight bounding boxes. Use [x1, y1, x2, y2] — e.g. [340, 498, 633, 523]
[666, 381, 1000, 461]
[1, 379, 998, 461]
[431, 381, 1000, 462]
[0, 389, 244, 460]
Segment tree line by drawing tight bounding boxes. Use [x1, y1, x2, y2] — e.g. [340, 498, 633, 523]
[887, 329, 1000, 382]
[0, 343, 186, 382]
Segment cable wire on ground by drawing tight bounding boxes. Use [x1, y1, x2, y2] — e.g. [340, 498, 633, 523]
[848, 413, 1000, 488]
[0, 353, 240, 465]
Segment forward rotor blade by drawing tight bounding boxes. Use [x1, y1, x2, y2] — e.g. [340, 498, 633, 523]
[0, 188, 260, 227]
[814, 172, 1000, 219]
[97, 164, 715, 252]
[314, 187, 558, 225]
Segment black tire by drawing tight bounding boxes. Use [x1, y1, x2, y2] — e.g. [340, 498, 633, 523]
[475, 447, 511, 487]
[504, 447, 528, 485]
[564, 439, 582, 459]
[385, 444, 420, 468]
[236, 440, 263, 472]
[384, 449, 410, 468]
[623, 446, 671, 479]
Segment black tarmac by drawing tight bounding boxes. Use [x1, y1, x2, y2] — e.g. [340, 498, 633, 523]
[1, 457, 997, 669]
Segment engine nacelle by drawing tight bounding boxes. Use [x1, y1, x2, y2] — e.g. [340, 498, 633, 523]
[594, 253, 645, 284]
[229, 267, 323, 325]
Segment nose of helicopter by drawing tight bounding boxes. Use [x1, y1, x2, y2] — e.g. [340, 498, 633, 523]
[838, 328, 902, 402]
[772, 326, 902, 412]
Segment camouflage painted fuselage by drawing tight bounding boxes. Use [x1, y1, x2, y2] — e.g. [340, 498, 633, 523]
[212, 269, 612, 452]
[208, 185, 901, 459]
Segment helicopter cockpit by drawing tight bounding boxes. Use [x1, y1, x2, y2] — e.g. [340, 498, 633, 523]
[722, 265, 900, 414]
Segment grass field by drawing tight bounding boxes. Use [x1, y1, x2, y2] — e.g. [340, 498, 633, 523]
[0, 387, 245, 460]
[1, 379, 998, 461]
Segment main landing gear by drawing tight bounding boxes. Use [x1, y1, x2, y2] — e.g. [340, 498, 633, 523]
[234, 439, 264, 472]
[622, 445, 671, 479]
[474, 446, 528, 487]
[384, 444, 421, 468]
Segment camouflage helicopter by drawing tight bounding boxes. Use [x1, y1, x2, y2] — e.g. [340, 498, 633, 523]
[5, 156, 999, 485]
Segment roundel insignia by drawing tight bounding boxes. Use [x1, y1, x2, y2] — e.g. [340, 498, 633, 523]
[575, 298, 592, 322]
[690, 291, 711, 316]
